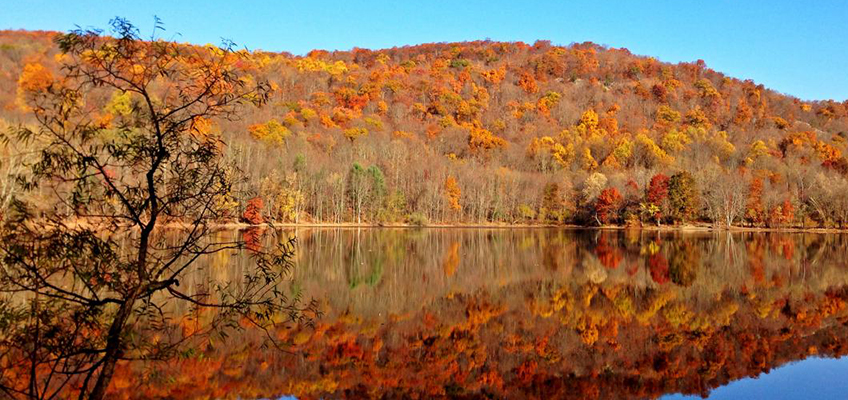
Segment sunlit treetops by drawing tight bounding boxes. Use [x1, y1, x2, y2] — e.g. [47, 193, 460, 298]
[3, 30, 848, 226]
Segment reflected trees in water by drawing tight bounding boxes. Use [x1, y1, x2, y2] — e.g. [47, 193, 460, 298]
[88, 229, 848, 399]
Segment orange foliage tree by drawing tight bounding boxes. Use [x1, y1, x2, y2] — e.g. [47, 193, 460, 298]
[595, 187, 622, 224]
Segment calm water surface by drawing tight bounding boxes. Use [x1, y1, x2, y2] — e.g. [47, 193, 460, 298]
[115, 228, 848, 399]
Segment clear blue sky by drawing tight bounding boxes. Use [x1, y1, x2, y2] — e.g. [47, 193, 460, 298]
[2, 1, 846, 101]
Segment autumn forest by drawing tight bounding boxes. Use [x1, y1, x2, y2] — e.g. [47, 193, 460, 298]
[3, 16, 848, 400]
[3, 29, 848, 228]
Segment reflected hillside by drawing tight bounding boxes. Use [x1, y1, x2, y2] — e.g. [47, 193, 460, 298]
[104, 229, 848, 399]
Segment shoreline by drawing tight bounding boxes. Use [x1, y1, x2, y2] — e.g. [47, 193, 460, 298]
[157, 221, 848, 234]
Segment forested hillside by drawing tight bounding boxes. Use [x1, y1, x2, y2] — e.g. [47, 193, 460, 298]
[2, 30, 848, 227]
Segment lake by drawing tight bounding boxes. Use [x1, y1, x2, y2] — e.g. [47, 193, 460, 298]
[107, 228, 848, 399]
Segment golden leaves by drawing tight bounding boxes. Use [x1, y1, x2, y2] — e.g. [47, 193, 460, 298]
[467, 126, 506, 153]
[296, 57, 349, 75]
[190, 116, 216, 139]
[248, 119, 290, 145]
[343, 127, 368, 142]
[536, 91, 561, 115]
[18, 62, 53, 91]
[444, 176, 462, 211]
[105, 90, 133, 117]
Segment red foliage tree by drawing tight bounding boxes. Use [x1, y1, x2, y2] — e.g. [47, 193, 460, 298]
[781, 199, 794, 226]
[595, 187, 622, 224]
[646, 174, 670, 204]
[242, 196, 265, 225]
[646, 173, 670, 221]
[651, 84, 668, 103]
[746, 178, 765, 224]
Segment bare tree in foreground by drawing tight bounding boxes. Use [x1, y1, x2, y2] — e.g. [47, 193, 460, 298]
[0, 19, 316, 400]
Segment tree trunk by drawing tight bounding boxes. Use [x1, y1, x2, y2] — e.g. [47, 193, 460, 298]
[91, 223, 152, 399]
[88, 294, 137, 400]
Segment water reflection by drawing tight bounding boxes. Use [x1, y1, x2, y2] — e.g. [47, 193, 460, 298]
[108, 229, 848, 399]
[664, 356, 848, 399]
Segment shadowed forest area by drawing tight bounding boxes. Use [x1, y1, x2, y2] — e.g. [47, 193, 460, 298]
[2, 30, 848, 228]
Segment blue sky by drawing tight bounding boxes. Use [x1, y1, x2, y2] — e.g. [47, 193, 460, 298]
[2, 1, 845, 101]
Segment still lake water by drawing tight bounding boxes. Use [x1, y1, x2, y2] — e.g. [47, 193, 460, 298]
[113, 228, 848, 399]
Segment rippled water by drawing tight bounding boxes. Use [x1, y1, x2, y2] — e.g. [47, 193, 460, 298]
[110, 228, 848, 399]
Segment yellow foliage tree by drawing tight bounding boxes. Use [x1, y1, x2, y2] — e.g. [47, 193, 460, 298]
[580, 109, 599, 130]
[635, 133, 674, 166]
[260, 171, 304, 222]
[746, 140, 770, 164]
[294, 58, 348, 75]
[571, 109, 602, 139]
[343, 127, 369, 142]
[444, 176, 462, 211]
[527, 136, 574, 171]
[537, 91, 562, 115]
[468, 126, 506, 153]
[707, 131, 736, 162]
[106, 91, 133, 116]
[581, 147, 598, 171]
[656, 105, 681, 125]
[661, 129, 691, 153]
[612, 138, 633, 165]
[694, 79, 721, 99]
[249, 119, 291, 146]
